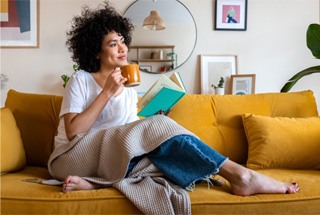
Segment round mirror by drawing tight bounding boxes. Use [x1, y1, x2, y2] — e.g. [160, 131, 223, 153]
[124, 0, 197, 74]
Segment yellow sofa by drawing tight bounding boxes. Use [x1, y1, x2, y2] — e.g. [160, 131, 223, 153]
[2, 89, 320, 214]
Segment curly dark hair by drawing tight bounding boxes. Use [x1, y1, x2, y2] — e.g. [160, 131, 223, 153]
[66, 1, 134, 73]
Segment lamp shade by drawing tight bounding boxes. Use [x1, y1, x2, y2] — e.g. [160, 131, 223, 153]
[143, 10, 165, 30]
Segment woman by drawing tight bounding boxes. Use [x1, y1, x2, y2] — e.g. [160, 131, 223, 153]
[227, 6, 237, 23]
[48, 2, 299, 197]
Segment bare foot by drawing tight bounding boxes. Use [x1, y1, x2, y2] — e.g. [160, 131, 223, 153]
[229, 169, 299, 196]
[62, 175, 100, 193]
[218, 160, 299, 196]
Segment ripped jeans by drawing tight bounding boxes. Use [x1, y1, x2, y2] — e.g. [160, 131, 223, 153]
[126, 135, 228, 190]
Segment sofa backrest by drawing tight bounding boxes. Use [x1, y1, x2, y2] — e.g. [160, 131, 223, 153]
[4, 89, 318, 167]
[170, 91, 318, 164]
[5, 90, 62, 167]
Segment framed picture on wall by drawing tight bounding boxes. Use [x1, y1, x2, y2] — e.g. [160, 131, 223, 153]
[214, 0, 247, 31]
[0, 0, 39, 48]
[230, 74, 256, 95]
[200, 54, 237, 94]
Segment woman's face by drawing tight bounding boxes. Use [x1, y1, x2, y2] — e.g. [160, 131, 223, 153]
[98, 31, 128, 70]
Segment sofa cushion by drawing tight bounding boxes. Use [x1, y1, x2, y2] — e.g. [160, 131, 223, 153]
[4, 90, 63, 167]
[1, 108, 26, 174]
[243, 114, 320, 170]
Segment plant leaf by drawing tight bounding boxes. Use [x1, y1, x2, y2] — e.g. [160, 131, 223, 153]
[307, 23, 320, 59]
[280, 65, 320, 92]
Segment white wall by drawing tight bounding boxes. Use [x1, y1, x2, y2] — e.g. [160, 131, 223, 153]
[1, 0, 320, 113]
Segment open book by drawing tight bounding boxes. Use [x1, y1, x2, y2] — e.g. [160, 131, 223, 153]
[137, 72, 186, 117]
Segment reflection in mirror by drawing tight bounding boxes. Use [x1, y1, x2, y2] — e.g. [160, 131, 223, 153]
[124, 0, 197, 74]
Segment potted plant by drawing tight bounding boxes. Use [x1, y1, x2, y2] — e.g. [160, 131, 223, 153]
[166, 52, 177, 69]
[281, 23, 320, 92]
[61, 64, 79, 88]
[211, 77, 225, 95]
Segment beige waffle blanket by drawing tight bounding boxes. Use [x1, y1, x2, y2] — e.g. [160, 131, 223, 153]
[48, 115, 195, 214]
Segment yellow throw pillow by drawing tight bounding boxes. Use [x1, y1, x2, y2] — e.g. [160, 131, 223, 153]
[5, 89, 62, 167]
[1, 108, 26, 174]
[242, 114, 320, 170]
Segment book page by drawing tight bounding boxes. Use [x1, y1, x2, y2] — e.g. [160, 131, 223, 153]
[137, 74, 183, 109]
[169, 72, 186, 92]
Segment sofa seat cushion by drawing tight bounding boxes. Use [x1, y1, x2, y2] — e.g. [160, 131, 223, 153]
[190, 169, 320, 214]
[2, 167, 320, 214]
[1, 167, 141, 214]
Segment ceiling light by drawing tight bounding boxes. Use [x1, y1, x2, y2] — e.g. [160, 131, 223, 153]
[143, 10, 165, 31]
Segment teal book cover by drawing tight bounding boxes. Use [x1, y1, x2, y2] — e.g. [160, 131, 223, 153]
[138, 87, 185, 117]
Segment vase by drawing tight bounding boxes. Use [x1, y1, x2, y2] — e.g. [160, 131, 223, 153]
[215, 88, 224, 95]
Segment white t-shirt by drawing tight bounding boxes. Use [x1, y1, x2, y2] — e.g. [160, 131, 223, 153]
[54, 70, 139, 147]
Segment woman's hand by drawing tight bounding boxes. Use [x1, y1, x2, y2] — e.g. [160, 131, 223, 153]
[156, 109, 172, 116]
[102, 68, 127, 96]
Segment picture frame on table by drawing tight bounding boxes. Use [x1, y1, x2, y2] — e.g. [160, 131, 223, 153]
[1, 0, 39, 48]
[214, 0, 247, 31]
[230, 74, 256, 95]
[139, 65, 152, 73]
[200, 54, 237, 94]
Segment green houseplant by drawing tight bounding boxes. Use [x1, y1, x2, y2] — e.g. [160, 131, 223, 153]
[281, 23, 320, 92]
[61, 64, 79, 88]
[211, 77, 225, 95]
[211, 77, 225, 89]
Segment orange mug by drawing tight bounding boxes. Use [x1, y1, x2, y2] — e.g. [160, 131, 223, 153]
[120, 64, 141, 87]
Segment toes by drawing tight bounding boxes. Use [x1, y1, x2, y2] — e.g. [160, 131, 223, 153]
[64, 175, 72, 184]
[292, 182, 299, 190]
[62, 184, 68, 192]
[62, 180, 73, 193]
[285, 182, 299, 194]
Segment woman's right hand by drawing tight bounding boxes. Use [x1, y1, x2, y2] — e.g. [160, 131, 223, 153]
[102, 68, 127, 96]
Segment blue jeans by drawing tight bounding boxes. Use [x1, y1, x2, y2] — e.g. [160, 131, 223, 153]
[126, 135, 227, 189]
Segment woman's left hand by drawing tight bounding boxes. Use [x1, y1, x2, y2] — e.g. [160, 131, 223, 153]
[156, 109, 172, 116]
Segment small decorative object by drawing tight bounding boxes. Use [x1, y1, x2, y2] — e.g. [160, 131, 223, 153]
[166, 52, 177, 68]
[160, 66, 167, 72]
[166, 52, 176, 60]
[159, 50, 163, 60]
[151, 51, 160, 59]
[139, 65, 152, 73]
[0, 74, 8, 89]
[211, 77, 225, 95]
[214, 0, 247, 31]
[230, 74, 256, 95]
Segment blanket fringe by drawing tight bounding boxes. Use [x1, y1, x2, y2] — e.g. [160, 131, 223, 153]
[185, 175, 224, 192]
